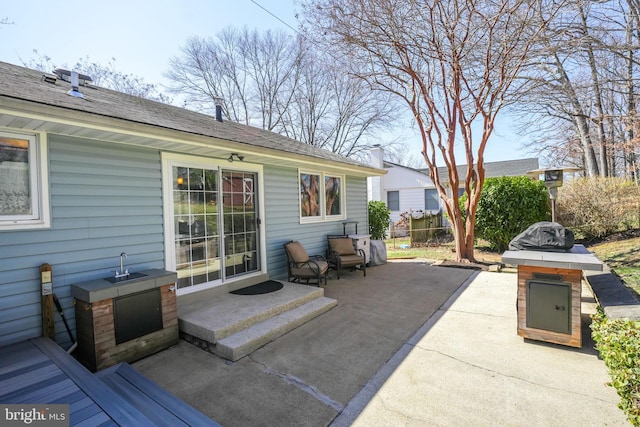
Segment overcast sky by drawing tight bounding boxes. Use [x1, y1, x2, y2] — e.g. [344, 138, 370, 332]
[1, 0, 531, 164]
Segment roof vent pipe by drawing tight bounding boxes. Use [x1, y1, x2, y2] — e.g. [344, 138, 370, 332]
[214, 97, 223, 122]
[67, 71, 84, 99]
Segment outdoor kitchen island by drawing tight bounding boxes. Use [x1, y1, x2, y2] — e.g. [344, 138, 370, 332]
[502, 245, 603, 348]
[71, 269, 178, 372]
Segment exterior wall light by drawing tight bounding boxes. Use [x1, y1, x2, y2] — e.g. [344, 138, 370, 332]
[228, 153, 245, 162]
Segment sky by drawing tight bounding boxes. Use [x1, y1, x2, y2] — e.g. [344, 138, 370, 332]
[1, 0, 532, 165]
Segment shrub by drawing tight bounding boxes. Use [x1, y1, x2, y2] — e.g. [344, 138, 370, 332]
[460, 176, 550, 252]
[557, 177, 640, 240]
[591, 308, 640, 426]
[368, 200, 391, 240]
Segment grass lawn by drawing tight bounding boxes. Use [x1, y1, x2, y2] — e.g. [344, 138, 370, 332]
[385, 237, 502, 264]
[386, 231, 640, 296]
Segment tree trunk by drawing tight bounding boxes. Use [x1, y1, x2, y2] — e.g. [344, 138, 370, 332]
[574, 115, 600, 177]
[579, 2, 609, 177]
[549, 49, 600, 176]
[446, 199, 476, 263]
[626, 6, 639, 183]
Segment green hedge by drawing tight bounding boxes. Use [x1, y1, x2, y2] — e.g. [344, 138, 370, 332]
[368, 201, 391, 240]
[459, 176, 550, 252]
[591, 307, 640, 426]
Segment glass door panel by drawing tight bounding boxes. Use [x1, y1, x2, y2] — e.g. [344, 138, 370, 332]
[173, 166, 221, 290]
[222, 170, 259, 278]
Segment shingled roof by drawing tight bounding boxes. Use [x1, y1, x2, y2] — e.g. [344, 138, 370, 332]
[432, 157, 539, 184]
[0, 61, 382, 177]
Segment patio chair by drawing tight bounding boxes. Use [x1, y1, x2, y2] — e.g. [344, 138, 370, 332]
[283, 241, 329, 287]
[326, 235, 366, 279]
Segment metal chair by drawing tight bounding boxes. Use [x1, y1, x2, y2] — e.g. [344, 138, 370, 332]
[326, 235, 366, 279]
[283, 241, 329, 287]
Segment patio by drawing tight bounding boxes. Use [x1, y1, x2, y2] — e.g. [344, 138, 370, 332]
[133, 260, 626, 426]
[132, 261, 475, 426]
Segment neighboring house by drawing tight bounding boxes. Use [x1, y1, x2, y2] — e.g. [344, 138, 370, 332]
[0, 61, 384, 347]
[368, 146, 539, 225]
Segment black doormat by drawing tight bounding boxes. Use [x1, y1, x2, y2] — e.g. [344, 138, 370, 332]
[230, 280, 284, 295]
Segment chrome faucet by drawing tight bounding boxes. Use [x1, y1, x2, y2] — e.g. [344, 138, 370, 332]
[115, 252, 129, 278]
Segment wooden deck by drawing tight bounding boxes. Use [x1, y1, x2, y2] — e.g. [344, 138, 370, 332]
[0, 337, 219, 426]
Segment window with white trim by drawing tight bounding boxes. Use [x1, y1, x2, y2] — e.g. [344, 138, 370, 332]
[299, 171, 345, 222]
[0, 131, 50, 230]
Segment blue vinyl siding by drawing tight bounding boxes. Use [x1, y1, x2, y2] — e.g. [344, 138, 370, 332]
[0, 135, 165, 348]
[0, 135, 372, 348]
[263, 165, 368, 279]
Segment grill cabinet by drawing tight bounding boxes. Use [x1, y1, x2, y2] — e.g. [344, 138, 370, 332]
[502, 245, 603, 348]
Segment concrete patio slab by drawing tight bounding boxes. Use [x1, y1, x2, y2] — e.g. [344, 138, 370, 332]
[134, 261, 471, 426]
[341, 271, 628, 427]
[133, 261, 627, 427]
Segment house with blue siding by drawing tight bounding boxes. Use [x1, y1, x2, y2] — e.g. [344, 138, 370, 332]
[0, 61, 384, 349]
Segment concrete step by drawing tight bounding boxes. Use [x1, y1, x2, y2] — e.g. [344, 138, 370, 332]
[178, 283, 325, 344]
[214, 296, 338, 361]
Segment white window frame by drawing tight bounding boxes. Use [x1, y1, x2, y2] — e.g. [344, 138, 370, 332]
[0, 130, 50, 231]
[299, 170, 346, 223]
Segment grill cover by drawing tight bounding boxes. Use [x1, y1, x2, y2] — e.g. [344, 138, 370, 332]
[508, 222, 574, 252]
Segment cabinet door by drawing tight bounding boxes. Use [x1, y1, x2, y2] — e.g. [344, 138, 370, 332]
[526, 281, 571, 334]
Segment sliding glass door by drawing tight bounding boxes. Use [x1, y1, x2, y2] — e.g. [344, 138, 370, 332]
[222, 170, 258, 277]
[170, 164, 260, 291]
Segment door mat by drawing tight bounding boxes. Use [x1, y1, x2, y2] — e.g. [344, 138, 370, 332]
[230, 280, 284, 295]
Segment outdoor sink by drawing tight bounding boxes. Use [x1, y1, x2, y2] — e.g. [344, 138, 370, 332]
[104, 271, 148, 283]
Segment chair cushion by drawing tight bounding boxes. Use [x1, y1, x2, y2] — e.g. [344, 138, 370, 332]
[291, 260, 328, 278]
[338, 254, 364, 266]
[329, 238, 356, 255]
[286, 241, 309, 263]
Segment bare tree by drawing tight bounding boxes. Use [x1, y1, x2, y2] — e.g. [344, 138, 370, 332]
[167, 26, 397, 159]
[514, 0, 640, 179]
[280, 56, 396, 158]
[167, 28, 303, 129]
[302, 0, 554, 262]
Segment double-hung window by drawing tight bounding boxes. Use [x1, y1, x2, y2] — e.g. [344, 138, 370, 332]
[424, 188, 440, 212]
[0, 131, 50, 230]
[387, 190, 399, 211]
[299, 171, 345, 222]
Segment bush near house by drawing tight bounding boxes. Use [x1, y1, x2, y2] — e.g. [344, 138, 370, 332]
[459, 176, 550, 252]
[368, 201, 391, 240]
[591, 308, 640, 426]
[557, 177, 640, 240]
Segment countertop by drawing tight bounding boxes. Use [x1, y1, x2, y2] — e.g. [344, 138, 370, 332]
[71, 269, 178, 303]
[501, 244, 603, 271]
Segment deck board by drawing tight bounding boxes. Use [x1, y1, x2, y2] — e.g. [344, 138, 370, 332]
[99, 373, 190, 427]
[0, 338, 154, 426]
[0, 337, 219, 426]
[0, 362, 65, 398]
[2, 376, 76, 403]
[97, 363, 219, 426]
[31, 337, 156, 426]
